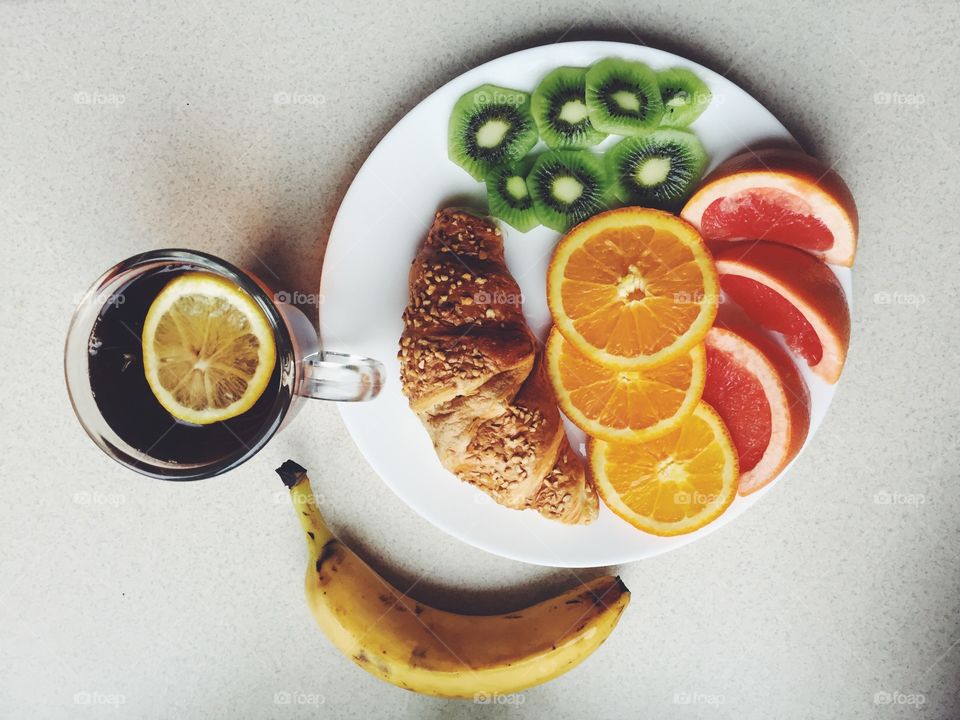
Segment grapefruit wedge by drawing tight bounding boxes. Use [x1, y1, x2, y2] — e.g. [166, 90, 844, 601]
[681, 148, 858, 267]
[704, 309, 810, 495]
[713, 241, 850, 384]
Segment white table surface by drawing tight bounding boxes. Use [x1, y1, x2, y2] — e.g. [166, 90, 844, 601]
[1, 2, 958, 718]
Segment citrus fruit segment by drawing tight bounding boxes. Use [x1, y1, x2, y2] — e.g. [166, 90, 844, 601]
[547, 207, 719, 370]
[703, 311, 810, 495]
[588, 403, 739, 536]
[680, 148, 859, 267]
[546, 328, 704, 442]
[142, 272, 277, 425]
[713, 241, 850, 384]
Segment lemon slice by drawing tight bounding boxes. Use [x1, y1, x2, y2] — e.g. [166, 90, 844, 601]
[142, 272, 277, 425]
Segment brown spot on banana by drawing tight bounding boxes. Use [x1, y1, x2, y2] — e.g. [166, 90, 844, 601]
[314, 541, 342, 578]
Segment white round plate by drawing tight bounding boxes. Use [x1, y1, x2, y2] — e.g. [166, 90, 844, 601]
[321, 41, 851, 567]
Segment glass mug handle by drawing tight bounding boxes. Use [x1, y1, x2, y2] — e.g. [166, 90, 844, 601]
[275, 301, 385, 402]
[301, 351, 384, 401]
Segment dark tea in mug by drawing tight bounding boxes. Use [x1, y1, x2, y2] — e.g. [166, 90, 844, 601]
[87, 266, 286, 467]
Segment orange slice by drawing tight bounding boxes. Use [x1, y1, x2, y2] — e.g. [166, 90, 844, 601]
[547, 207, 719, 369]
[545, 327, 705, 443]
[589, 403, 739, 536]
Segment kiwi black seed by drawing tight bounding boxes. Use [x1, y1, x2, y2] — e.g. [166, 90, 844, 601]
[605, 129, 708, 212]
[531, 67, 607, 149]
[448, 84, 539, 180]
[486, 163, 539, 232]
[657, 68, 712, 127]
[585, 58, 663, 136]
[528, 150, 612, 233]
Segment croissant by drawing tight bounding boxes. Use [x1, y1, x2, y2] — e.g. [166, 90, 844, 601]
[399, 208, 598, 524]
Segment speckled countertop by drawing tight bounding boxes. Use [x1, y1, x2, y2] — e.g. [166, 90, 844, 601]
[1, 2, 958, 719]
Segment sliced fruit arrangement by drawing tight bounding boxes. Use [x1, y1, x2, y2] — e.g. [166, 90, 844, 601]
[531, 66, 607, 149]
[681, 148, 859, 266]
[657, 67, 712, 128]
[528, 150, 613, 232]
[485, 162, 539, 232]
[713, 241, 851, 384]
[443, 60, 859, 538]
[585, 58, 664, 136]
[588, 403, 739, 536]
[547, 207, 719, 369]
[545, 208, 737, 536]
[277, 461, 630, 697]
[141, 272, 276, 425]
[448, 58, 714, 231]
[448, 84, 538, 180]
[606, 128, 708, 211]
[546, 328, 705, 443]
[703, 308, 810, 495]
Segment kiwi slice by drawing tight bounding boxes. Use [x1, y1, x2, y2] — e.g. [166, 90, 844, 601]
[448, 84, 539, 180]
[528, 150, 612, 233]
[585, 58, 663, 136]
[605, 129, 708, 211]
[486, 163, 539, 232]
[531, 67, 607, 149]
[657, 68, 712, 127]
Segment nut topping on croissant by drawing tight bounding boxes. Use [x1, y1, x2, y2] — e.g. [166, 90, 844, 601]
[399, 208, 598, 524]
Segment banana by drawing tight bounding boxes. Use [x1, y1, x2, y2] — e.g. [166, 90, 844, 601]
[276, 460, 630, 699]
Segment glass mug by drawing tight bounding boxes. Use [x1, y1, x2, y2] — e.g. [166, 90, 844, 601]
[64, 249, 384, 480]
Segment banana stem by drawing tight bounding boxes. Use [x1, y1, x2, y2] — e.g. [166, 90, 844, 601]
[275, 460, 335, 553]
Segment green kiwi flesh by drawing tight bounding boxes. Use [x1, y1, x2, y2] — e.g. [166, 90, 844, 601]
[448, 84, 539, 180]
[605, 129, 708, 212]
[657, 68, 712, 127]
[585, 58, 663, 136]
[528, 150, 612, 233]
[531, 67, 607, 149]
[486, 164, 539, 232]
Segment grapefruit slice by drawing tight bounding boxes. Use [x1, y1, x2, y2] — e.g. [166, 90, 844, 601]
[681, 148, 858, 267]
[713, 241, 850, 384]
[703, 310, 810, 495]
